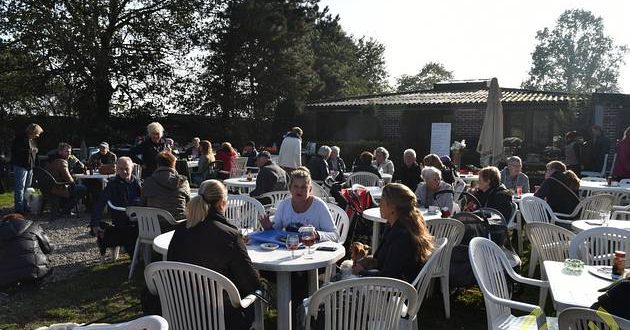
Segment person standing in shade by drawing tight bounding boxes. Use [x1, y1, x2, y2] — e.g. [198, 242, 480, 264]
[564, 131, 582, 174]
[392, 149, 423, 192]
[278, 127, 303, 173]
[11, 124, 43, 214]
[130, 122, 166, 178]
[500, 156, 530, 194]
[588, 125, 610, 172]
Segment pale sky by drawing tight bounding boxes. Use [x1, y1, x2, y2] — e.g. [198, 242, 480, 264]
[319, 0, 630, 93]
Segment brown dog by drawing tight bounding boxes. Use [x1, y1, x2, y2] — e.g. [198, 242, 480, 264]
[350, 242, 378, 270]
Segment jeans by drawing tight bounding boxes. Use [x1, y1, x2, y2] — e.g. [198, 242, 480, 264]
[13, 165, 32, 213]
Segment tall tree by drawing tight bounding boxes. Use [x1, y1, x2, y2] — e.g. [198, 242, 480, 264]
[396, 62, 453, 92]
[522, 9, 627, 93]
[0, 0, 213, 127]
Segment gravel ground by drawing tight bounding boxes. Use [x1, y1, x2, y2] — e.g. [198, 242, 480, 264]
[36, 214, 109, 283]
[0, 206, 128, 285]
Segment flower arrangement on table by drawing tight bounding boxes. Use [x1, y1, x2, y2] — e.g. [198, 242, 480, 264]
[450, 139, 466, 169]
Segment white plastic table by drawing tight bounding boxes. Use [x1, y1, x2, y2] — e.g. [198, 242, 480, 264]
[153, 231, 345, 330]
[571, 219, 630, 232]
[223, 177, 257, 194]
[73, 173, 115, 189]
[579, 180, 630, 194]
[362, 207, 442, 251]
[543, 261, 612, 312]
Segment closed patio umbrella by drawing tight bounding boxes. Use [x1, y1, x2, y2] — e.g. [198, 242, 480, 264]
[477, 78, 504, 167]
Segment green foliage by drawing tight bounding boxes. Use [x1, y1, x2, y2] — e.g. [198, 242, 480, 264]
[522, 9, 628, 93]
[0, 0, 215, 125]
[396, 62, 454, 92]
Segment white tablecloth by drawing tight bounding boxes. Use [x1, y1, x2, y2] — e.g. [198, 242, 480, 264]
[153, 231, 345, 330]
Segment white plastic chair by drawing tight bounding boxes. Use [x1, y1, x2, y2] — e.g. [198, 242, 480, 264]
[591, 190, 630, 206]
[257, 190, 290, 209]
[312, 182, 336, 203]
[611, 210, 630, 220]
[469, 237, 555, 330]
[580, 177, 607, 182]
[304, 277, 418, 330]
[145, 261, 264, 330]
[401, 238, 448, 329]
[126, 207, 185, 279]
[347, 171, 380, 187]
[226, 195, 265, 231]
[519, 196, 571, 277]
[525, 222, 576, 307]
[506, 201, 523, 254]
[452, 179, 466, 202]
[558, 307, 630, 330]
[424, 219, 465, 319]
[556, 194, 614, 221]
[71, 315, 169, 329]
[230, 157, 249, 177]
[619, 178, 630, 186]
[132, 163, 142, 179]
[327, 203, 350, 244]
[569, 227, 630, 267]
[581, 153, 609, 178]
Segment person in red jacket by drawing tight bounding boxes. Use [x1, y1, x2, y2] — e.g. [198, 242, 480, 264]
[612, 127, 630, 179]
[215, 142, 238, 179]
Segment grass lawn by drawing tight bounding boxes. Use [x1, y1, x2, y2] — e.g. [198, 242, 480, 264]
[0, 190, 13, 209]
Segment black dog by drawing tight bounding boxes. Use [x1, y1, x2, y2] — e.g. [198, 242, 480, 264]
[94, 222, 138, 256]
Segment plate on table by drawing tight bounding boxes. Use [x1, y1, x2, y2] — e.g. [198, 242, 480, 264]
[260, 243, 279, 251]
[238, 178, 254, 182]
[588, 266, 629, 281]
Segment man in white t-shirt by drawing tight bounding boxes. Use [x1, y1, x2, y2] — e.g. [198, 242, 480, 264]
[278, 127, 303, 172]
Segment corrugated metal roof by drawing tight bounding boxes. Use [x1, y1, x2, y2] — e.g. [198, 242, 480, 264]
[308, 88, 583, 108]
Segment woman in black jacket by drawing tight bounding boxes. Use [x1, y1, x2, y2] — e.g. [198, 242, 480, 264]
[0, 213, 52, 287]
[168, 179, 260, 330]
[474, 166, 514, 221]
[352, 183, 434, 283]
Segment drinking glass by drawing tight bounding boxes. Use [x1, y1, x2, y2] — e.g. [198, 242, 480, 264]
[299, 226, 316, 258]
[286, 234, 300, 258]
[600, 211, 610, 226]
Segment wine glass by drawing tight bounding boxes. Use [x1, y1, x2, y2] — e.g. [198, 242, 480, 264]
[286, 234, 300, 258]
[299, 226, 316, 258]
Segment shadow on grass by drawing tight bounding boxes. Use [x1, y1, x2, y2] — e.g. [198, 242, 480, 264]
[0, 260, 144, 330]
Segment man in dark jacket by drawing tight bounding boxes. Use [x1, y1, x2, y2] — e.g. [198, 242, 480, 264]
[306, 145, 331, 182]
[0, 213, 52, 287]
[10, 123, 43, 214]
[130, 122, 167, 178]
[392, 149, 423, 192]
[250, 151, 287, 198]
[91, 157, 142, 254]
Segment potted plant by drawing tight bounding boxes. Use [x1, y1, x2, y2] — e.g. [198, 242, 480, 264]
[450, 139, 466, 169]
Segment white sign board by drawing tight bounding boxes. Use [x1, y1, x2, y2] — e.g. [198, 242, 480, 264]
[430, 123, 451, 157]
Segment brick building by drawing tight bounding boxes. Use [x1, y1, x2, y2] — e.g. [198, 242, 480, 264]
[303, 79, 630, 163]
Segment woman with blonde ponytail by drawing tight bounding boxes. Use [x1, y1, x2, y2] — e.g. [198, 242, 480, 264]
[167, 180, 260, 329]
[352, 183, 434, 282]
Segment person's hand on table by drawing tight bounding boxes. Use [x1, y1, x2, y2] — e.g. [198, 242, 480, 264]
[258, 214, 272, 230]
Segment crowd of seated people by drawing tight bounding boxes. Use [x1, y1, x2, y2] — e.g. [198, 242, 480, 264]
[15, 116, 625, 329]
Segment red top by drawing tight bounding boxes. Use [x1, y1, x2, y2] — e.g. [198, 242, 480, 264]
[215, 149, 237, 172]
[612, 138, 630, 179]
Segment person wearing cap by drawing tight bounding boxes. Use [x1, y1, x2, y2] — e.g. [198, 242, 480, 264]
[250, 151, 287, 198]
[88, 142, 117, 169]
